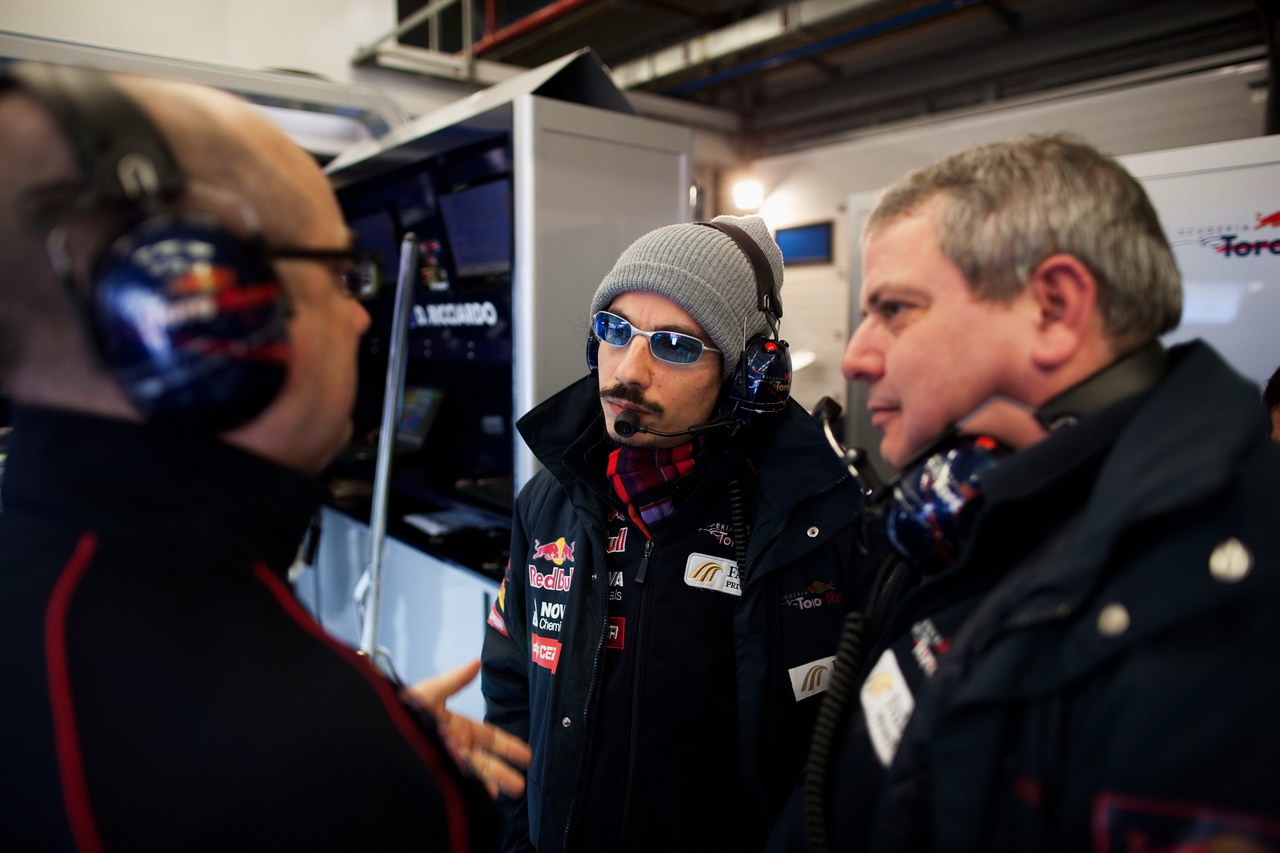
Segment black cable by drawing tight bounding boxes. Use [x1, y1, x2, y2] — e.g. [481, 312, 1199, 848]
[728, 478, 750, 585]
[804, 609, 867, 853]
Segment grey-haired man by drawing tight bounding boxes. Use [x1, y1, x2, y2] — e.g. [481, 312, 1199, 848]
[779, 134, 1280, 853]
[481, 215, 870, 852]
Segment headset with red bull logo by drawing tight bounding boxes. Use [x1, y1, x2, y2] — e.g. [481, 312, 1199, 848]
[1, 61, 291, 432]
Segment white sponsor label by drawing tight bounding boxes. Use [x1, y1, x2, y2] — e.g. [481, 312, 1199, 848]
[683, 552, 742, 596]
[860, 650, 916, 767]
[788, 655, 838, 702]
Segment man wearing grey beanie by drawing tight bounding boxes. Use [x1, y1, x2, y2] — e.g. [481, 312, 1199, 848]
[481, 214, 870, 852]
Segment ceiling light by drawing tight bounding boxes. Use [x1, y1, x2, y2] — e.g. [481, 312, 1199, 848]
[733, 179, 764, 211]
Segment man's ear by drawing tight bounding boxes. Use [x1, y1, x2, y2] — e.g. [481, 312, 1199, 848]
[1026, 253, 1099, 370]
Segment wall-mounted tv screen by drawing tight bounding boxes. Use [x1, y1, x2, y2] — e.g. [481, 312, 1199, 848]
[438, 178, 512, 279]
[776, 221, 833, 265]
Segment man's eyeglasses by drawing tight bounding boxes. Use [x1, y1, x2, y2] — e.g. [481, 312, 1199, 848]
[268, 247, 383, 300]
[592, 310, 720, 366]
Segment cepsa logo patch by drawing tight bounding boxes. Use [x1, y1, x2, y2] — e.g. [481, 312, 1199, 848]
[531, 633, 562, 674]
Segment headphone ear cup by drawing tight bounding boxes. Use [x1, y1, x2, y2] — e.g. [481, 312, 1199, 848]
[90, 212, 290, 431]
[586, 331, 599, 371]
[884, 435, 1010, 565]
[721, 335, 791, 425]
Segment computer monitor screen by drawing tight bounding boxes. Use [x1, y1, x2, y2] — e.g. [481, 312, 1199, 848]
[439, 178, 512, 279]
[396, 386, 444, 451]
[348, 209, 402, 273]
[775, 221, 833, 265]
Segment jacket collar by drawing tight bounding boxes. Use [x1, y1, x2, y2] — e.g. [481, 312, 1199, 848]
[3, 405, 325, 574]
[517, 375, 852, 547]
[518, 375, 849, 501]
[950, 341, 1272, 698]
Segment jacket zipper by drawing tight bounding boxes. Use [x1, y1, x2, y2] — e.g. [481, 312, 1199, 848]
[618, 540, 655, 843]
[560, 543, 612, 853]
[635, 539, 654, 584]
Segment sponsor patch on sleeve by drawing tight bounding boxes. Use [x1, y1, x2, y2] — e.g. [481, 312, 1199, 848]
[860, 649, 915, 767]
[788, 655, 838, 701]
[683, 552, 742, 596]
[1092, 792, 1280, 853]
[486, 578, 510, 637]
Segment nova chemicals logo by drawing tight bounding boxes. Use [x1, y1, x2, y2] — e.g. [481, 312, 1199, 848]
[534, 600, 565, 633]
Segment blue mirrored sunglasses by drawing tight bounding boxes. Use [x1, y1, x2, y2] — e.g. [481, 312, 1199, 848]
[592, 310, 719, 366]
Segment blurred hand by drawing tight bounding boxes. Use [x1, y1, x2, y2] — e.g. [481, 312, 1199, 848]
[403, 660, 532, 799]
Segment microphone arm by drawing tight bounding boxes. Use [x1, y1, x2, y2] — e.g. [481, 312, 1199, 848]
[810, 396, 884, 496]
[614, 409, 736, 438]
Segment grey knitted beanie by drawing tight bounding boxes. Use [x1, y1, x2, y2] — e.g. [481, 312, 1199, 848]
[590, 214, 784, 380]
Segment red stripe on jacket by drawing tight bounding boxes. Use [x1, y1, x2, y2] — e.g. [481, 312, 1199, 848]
[251, 563, 471, 853]
[44, 531, 105, 853]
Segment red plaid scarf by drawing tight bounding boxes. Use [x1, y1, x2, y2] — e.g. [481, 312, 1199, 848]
[606, 439, 701, 540]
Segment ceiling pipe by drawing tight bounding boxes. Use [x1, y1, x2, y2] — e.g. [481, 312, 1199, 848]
[470, 0, 601, 57]
[663, 0, 985, 96]
[614, 0, 895, 89]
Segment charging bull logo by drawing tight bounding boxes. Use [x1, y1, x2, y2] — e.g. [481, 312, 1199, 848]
[1256, 210, 1280, 229]
[531, 537, 575, 566]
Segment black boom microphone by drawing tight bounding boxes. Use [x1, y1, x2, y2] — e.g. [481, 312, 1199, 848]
[613, 410, 736, 439]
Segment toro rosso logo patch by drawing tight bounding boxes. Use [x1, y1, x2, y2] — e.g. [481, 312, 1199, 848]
[699, 522, 735, 547]
[782, 580, 843, 611]
[909, 618, 951, 677]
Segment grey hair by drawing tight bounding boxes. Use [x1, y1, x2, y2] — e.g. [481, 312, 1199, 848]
[865, 133, 1182, 348]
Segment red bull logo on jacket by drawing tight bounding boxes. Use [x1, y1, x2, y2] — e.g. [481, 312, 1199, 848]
[1256, 210, 1280, 228]
[529, 564, 574, 591]
[531, 537, 575, 566]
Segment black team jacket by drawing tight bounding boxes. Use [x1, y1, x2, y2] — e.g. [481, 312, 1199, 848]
[0, 406, 495, 851]
[481, 375, 871, 852]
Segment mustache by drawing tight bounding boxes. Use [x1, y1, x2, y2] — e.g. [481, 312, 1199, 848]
[599, 383, 664, 415]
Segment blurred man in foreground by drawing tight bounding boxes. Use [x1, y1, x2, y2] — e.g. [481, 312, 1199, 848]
[0, 62, 526, 850]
